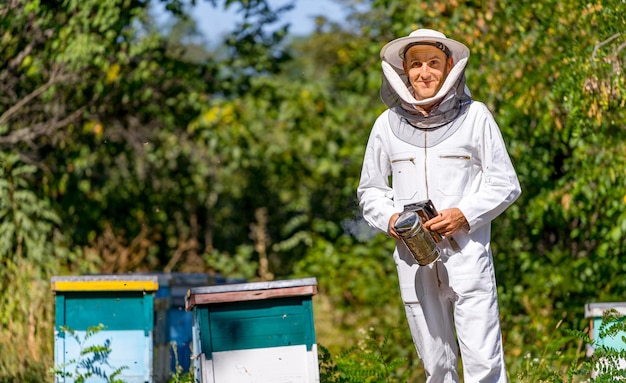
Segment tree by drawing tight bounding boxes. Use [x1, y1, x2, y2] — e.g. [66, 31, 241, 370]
[0, 0, 292, 378]
[364, 0, 626, 372]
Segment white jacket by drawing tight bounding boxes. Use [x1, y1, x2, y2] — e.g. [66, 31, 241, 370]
[357, 101, 521, 301]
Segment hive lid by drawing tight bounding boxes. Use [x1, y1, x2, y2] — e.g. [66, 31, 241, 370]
[51, 275, 159, 292]
[584, 302, 626, 318]
[186, 277, 318, 310]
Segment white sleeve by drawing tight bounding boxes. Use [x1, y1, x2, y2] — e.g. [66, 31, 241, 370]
[457, 104, 521, 232]
[357, 114, 400, 234]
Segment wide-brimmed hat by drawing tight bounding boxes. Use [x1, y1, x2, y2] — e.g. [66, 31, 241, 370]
[380, 29, 469, 70]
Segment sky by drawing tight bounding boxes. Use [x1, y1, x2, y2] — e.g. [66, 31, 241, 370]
[189, 0, 349, 40]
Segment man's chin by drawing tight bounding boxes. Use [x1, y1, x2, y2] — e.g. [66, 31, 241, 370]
[415, 91, 438, 100]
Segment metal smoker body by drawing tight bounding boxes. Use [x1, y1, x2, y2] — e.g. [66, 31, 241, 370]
[394, 210, 440, 266]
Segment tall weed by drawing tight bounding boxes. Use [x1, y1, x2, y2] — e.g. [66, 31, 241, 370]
[0, 260, 52, 382]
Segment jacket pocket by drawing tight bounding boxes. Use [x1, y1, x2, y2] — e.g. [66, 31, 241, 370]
[436, 152, 472, 196]
[391, 152, 419, 202]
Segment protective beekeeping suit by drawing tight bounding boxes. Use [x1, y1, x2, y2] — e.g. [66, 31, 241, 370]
[357, 29, 521, 383]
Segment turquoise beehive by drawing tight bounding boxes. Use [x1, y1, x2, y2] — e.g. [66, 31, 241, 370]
[186, 278, 320, 383]
[52, 275, 159, 383]
[584, 302, 626, 376]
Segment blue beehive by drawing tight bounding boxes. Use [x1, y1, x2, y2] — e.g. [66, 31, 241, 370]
[52, 275, 159, 383]
[186, 277, 319, 383]
[166, 273, 212, 373]
[149, 272, 246, 374]
[153, 273, 173, 382]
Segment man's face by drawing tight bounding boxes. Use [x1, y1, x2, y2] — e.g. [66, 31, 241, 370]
[402, 45, 453, 101]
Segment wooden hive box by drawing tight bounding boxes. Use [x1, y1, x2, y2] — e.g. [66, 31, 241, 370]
[186, 277, 319, 383]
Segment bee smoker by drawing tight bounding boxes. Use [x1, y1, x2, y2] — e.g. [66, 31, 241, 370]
[394, 210, 440, 266]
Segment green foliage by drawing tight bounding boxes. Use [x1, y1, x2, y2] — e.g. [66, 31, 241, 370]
[515, 310, 626, 382]
[320, 314, 625, 383]
[295, 232, 399, 320]
[51, 324, 128, 383]
[471, 0, 626, 358]
[0, 153, 66, 380]
[318, 328, 411, 383]
[218, 0, 294, 94]
[203, 246, 258, 280]
[185, 68, 377, 275]
[0, 152, 63, 262]
[514, 319, 585, 383]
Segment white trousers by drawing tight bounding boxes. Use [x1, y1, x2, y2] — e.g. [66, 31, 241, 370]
[395, 248, 507, 383]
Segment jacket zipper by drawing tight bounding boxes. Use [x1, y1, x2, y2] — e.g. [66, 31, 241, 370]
[424, 134, 428, 200]
[391, 157, 415, 164]
[426, 132, 440, 287]
[439, 154, 471, 160]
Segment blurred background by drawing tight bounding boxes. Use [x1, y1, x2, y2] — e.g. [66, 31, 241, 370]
[1, 0, 625, 381]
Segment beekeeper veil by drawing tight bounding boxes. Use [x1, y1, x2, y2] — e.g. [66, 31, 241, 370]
[380, 29, 472, 147]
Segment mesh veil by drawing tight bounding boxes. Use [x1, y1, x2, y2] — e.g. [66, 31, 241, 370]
[379, 55, 472, 147]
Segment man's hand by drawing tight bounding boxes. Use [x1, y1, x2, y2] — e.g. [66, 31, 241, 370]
[388, 212, 401, 239]
[423, 208, 468, 237]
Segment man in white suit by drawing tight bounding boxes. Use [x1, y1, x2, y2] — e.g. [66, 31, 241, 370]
[357, 28, 522, 383]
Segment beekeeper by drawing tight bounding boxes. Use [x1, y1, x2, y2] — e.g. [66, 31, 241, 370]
[357, 29, 522, 382]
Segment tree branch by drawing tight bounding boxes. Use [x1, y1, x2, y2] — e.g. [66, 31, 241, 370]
[0, 0, 20, 18]
[0, 107, 84, 145]
[591, 33, 622, 62]
[0, 68, 70, 126]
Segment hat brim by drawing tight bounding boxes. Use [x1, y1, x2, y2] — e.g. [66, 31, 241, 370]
[381, 35, 469, 70]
